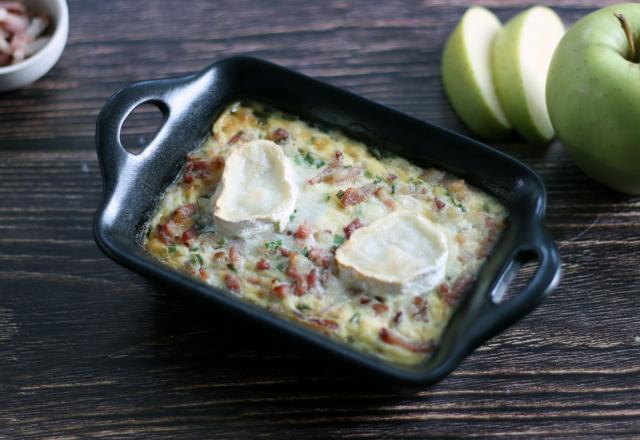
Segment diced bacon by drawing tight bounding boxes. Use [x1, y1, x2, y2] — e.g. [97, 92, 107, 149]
[374, 187, 397, 211]
[379, 328, 433, 353]
[228, 245, 241, 270]
[256, 258, 270, 270]
[157, 223, 173, 244]
[372, 303, 389, 315]
[268, 128, 289, 144]
[412, 296, 428, 321]
[227, 130, 248, 145]
[294, 223, 312, 240]
[307, 247, 333, 269]
[343, 218, 364, 239]
[224, 273, 241, 291]
[182, 156, 225, 185]
[308, 152, 365, 185]
[307, 317, 339, 331]
[359, 297, 371, 305]
[213, 251, 225, 261]
[198, 267, 209, 280]
[0, 2, 26, 14]
[173, 203, 197, 223]
[285, 252, 312, 296]
[434, 197, 445, 211]
[279, 247, 291, 257]
[272, 284, 289, 299]
[338, 184, 377, 207]
[181, 226, 199, 245]
[439, 273, 475, 306]
[306, 268, 318, 287]
[387, 173, 397, 181]
[393, 311, 403, 326]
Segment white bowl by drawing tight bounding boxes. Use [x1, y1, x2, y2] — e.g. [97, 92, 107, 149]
[0, 0, 69, 92]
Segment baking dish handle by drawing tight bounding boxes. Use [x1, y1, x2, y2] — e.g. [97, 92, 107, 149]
[95, 78, 175, 190]
[466, 226, 561, 346]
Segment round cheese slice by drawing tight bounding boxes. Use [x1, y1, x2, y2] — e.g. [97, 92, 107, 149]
[213, 140, 298, 237]
[335, 211, 448, 297]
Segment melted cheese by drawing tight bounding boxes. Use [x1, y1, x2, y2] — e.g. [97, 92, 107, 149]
[213, 140, 298, 237]
[336, 211, 448, 296]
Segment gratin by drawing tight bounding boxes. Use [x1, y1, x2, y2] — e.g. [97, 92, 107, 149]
[144, 101, 508, 365]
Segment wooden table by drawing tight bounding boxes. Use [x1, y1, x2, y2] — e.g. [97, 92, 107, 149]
[1, 0, 639, 437]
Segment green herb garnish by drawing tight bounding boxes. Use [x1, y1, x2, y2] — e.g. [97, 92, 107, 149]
[315, 159, 326, 169]
[265, 239, 283, 252]
[336, 189, 346, 199]
[391, 183, 397, 194]
[168, 244, 177, 254]
[190, 253, 204, 267]
[289, 209, 298, 222]
[333, 234, 345, 246]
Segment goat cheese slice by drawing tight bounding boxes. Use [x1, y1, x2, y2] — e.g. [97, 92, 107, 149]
[213, 140, 298, 237]
[335, 211, 448, 296]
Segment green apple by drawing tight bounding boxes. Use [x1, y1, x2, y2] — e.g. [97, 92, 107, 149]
[441, 6, 511, 140]
[492, 6, 565, 144]
[546, 4, 640, 194]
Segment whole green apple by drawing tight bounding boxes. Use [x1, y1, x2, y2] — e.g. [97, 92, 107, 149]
[547, 3, 640, 194]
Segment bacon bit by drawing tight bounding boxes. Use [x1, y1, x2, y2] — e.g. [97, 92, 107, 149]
[268, 128, 289, 144]
[227, 130, 247, 145]
[228, 245, 241, 270]
[434, 198, 445, 211]
[272, 284, 289, 299]
[213, 251, 225, 261]
[279, 247, 291, 257]
[440, 273, 475, 306]
[306, 268, 318, 287]
[247, 275, 262, 285]
[256, 258, 270, 270]
[285, 253, 309, 296]
[360, 297, 372, 305]
[339, 184, 377, 207]
[343, 218, 364, 239]
[387, 173, 398, 181]
[375, 187, 397, 211]
[172, 203, 197, 224]
[393, 312, 403, 326]
[372, 303, 389, 315]
[412, 297, 428, 321]
[198, 267, 209, 280]
[308, 152, 365, 185]
[183, 157, 225, 185]
[308, 317, 339, 331]
[379, 328, 433, 353]
[224, 273, 241, 291]
[157, 223, 173, 244]
[294, 223, 312, 240]
[414, 296, 424, 306]
[181, 226, 199, 245]
[0, 3, 50, 67]
[307, 247, 333, 269]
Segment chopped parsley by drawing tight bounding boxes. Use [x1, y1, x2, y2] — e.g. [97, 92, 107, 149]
[296, 303, 311, 312]
[373, 175, 383, 184]
[336, 189, 346, 199]
[168, 244, 177, 254]
[391, 182, 397, 194]
[227, 263, 238, 273]
[364, 170, 373, 179]
[315, 159, 326, 169]
[349, 313, 360, 324]
[217, 237, 226, 247]
[190, 253, 204, 267]
[302, 246, 309, 258]
[289, 209, 298, 222]
[265, 239, 283, 252]
[276, 261, 287, 272]
[324, 194, 331, 202]
[333, 234, 345, 246]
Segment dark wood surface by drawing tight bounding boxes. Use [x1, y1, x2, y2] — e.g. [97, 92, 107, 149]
[1, 0, 639, 438]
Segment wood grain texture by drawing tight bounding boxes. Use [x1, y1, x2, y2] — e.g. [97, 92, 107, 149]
[1, 0, 639, 438]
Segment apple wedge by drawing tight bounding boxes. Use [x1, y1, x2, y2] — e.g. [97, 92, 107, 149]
[441, 6, 511, 140]
[492, 6, 565, 144]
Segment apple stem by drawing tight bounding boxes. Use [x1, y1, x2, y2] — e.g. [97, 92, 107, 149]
[615, 13, 637, 62]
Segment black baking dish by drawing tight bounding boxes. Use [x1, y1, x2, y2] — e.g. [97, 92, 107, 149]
[94, 56, 561, 388]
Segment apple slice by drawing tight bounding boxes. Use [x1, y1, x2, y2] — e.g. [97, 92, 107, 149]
[441, 6, 511, 140]
[492, 6, 565, 144]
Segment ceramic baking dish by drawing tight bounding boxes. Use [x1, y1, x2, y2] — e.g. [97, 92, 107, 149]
[94, 56, 561, 388]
